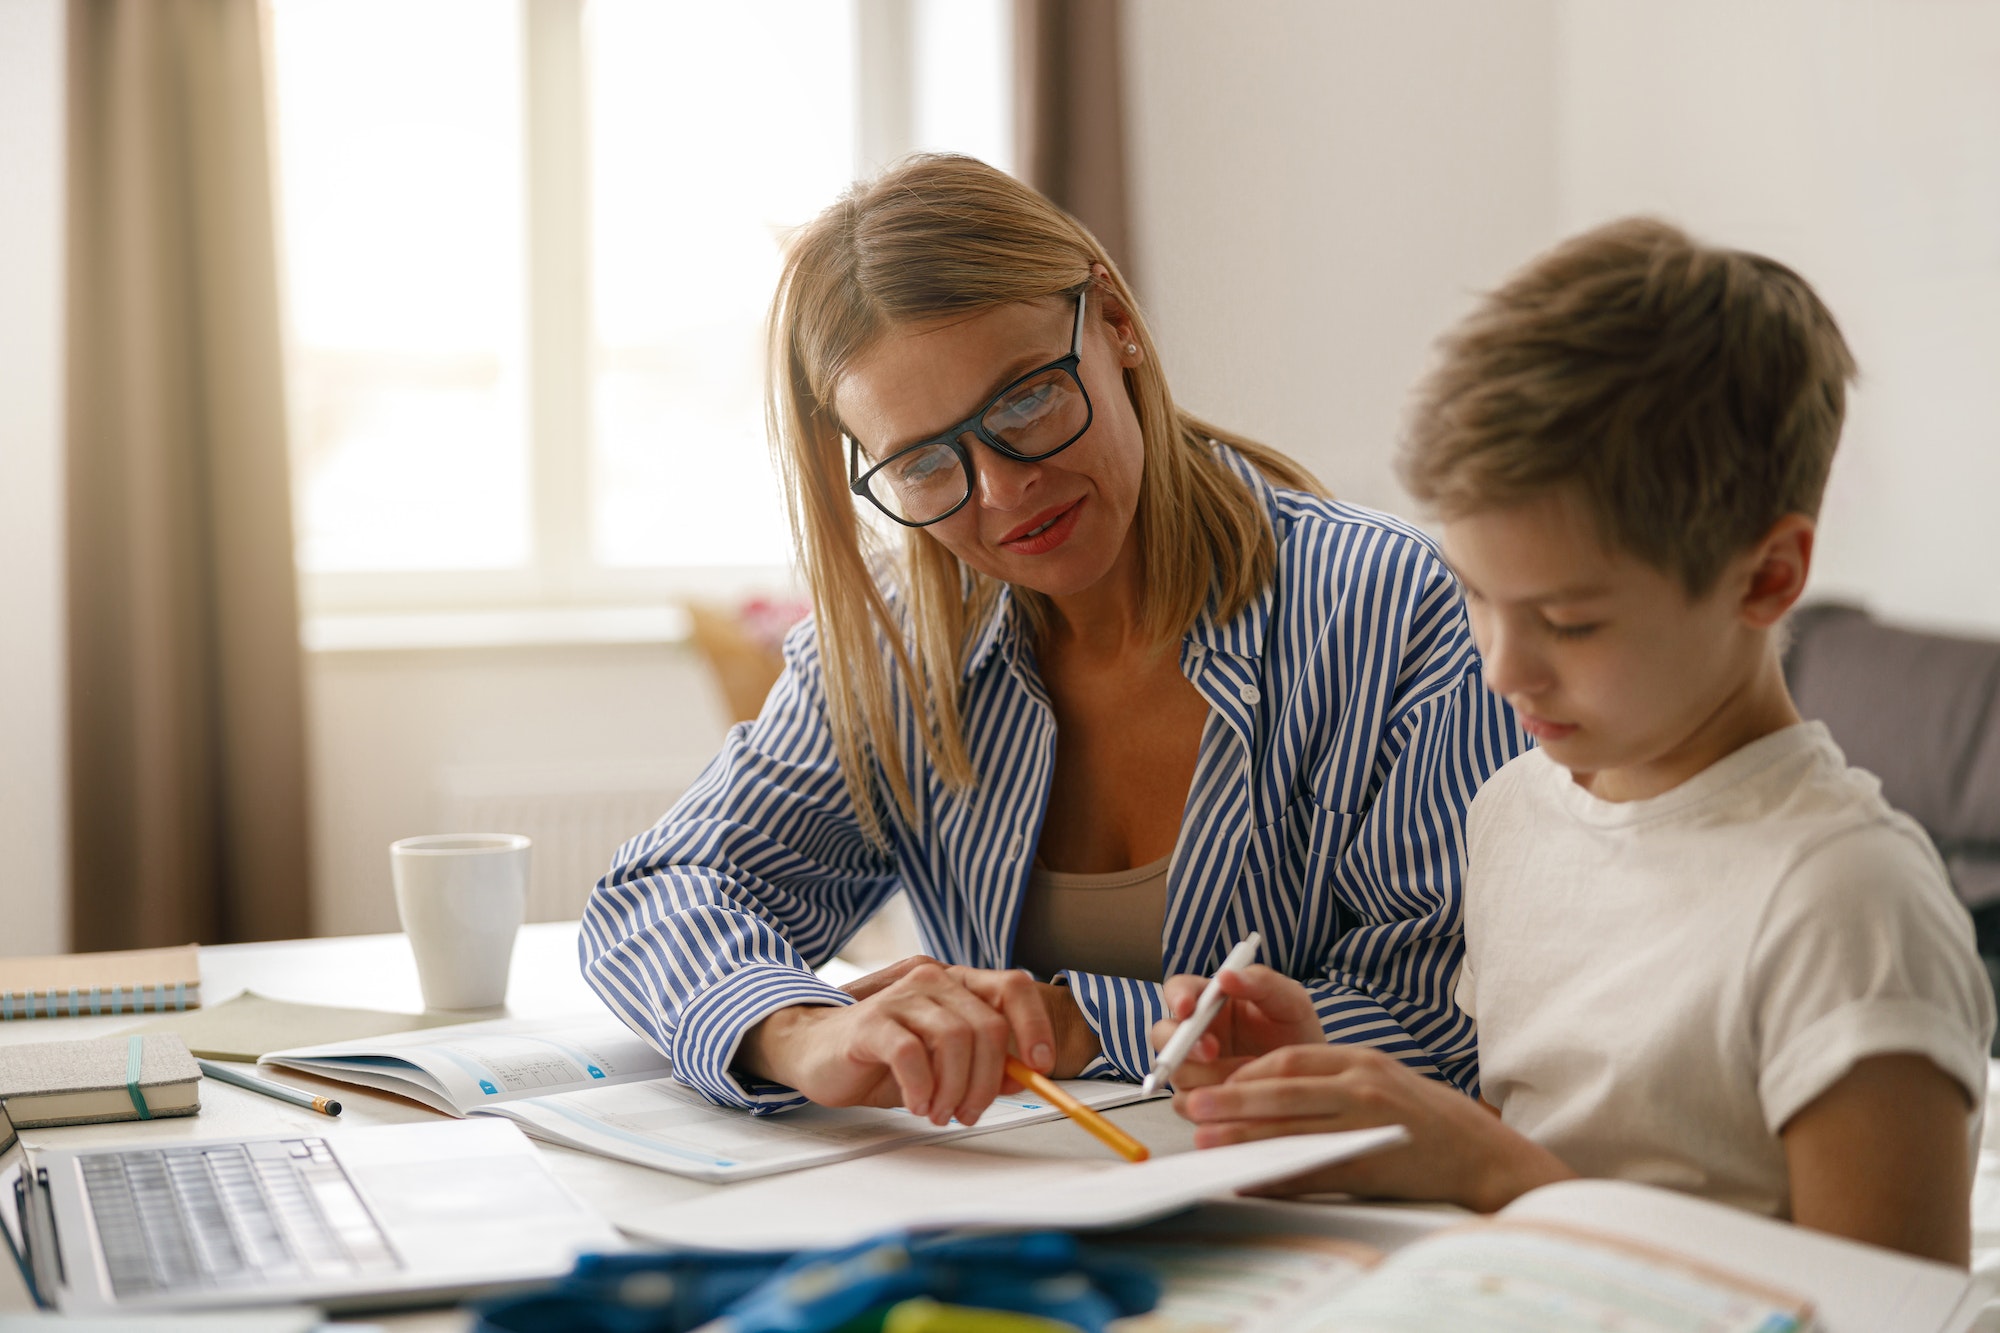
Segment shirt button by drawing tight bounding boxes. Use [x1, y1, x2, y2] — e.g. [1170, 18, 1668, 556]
[1007, 834, 1025, 859]
[1238, 684, 1262, 705]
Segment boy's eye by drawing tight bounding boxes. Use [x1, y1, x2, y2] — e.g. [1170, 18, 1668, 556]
[1545, 621, 1600, 640]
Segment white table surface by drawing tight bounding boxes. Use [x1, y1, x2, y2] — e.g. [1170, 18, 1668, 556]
[0, 923, 1199, 1328]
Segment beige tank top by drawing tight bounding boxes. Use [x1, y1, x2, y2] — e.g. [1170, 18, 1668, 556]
[1011, 853, 1171, 983]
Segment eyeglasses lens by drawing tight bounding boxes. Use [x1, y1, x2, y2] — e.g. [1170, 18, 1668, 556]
[868, 441, 971, 524]
[981, 368, 1089, 459]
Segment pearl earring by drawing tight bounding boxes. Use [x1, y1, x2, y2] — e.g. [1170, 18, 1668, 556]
[1124, 343, 1138, 354]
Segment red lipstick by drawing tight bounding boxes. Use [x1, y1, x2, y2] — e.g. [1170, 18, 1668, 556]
[999, 498, 1083, 554]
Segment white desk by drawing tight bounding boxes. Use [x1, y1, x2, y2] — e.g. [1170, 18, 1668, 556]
[0, 923, 1197, 1328]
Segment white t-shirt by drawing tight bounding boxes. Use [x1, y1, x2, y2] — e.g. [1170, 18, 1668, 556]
[1457, 722, 1994, 1218]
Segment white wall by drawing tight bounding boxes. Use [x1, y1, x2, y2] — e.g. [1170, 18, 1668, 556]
[1556, 0, 2000, 636]
[0, 0, 69, 954]
[1126, 0, 1562, 513]
[306, 642, 730, 937]
[1130, 0, 2000, 638]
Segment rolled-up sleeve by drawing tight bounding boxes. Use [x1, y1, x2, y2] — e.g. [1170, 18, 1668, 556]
[579, 620, 898, 1112]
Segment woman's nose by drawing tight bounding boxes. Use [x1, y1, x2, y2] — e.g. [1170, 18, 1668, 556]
[972, 441, 1040, 511]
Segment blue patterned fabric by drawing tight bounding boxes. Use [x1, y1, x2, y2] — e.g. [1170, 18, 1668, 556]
[581, 445, 1528, 1111]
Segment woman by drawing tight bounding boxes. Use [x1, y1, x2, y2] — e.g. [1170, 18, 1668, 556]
[581, 155, 1525, 1127]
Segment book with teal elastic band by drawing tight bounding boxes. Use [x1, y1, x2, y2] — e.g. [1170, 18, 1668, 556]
[0, 1034, 201, 1127]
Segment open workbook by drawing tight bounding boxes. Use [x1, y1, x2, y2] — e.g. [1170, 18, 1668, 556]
[1097, 1180, 1981, 1333]
[259, 1016, 1154, 1182]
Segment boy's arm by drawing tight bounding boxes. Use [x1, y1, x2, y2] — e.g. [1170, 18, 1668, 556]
[1780, 1053, 1972, 1266]
[1747, 826, 1991, 1264]
[1172, 1042, 1573, 1211]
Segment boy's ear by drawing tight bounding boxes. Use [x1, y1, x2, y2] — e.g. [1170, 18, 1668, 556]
[1738, 514, 1816, 629]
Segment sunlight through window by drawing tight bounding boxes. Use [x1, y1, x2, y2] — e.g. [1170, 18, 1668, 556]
[271, 0, 529, 572]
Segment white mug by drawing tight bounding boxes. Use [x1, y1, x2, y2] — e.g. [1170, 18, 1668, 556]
[390, 834, 531, 1010]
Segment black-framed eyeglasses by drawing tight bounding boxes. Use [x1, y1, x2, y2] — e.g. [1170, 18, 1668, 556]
[847, 289, 1094, 527]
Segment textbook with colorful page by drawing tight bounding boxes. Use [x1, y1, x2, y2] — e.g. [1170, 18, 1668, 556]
[260, 1016, 1154, 1183]
[1096, 1180, 1979, 1333]
[0, 944, 201, 1020]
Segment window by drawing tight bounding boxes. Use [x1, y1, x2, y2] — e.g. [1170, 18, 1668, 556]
[271, 0, 528, 575]
[270, 0, 1013, 613]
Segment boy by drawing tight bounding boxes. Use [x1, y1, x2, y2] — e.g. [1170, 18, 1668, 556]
[1155, 218, 1994, 1264]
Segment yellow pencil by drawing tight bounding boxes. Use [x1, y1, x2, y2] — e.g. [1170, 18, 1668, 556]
[1003, 1056, 1149, 1162]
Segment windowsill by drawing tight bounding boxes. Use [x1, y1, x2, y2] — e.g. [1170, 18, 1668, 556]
[302, 605, 693, 654]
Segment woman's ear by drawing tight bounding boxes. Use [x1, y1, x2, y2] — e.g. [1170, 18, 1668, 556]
[1089, 262, 1143, 366]
[1739, 514, 1815, 629]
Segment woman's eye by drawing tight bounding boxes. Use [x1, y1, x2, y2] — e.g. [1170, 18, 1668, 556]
[891, 447, 954, 485]
[989, 382, 1058, 430]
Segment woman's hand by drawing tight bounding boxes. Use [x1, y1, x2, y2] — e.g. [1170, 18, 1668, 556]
[735, 956, 1099, 1126]
[1175, 1043, 1573, 1212]
[1146, 965, 1328, 1092]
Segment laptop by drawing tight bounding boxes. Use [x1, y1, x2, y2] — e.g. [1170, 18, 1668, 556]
[5, 1119, 623, 1314]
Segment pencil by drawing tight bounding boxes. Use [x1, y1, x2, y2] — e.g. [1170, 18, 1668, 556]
[1003, 1056, 1148, 1162]
[197, 1057, 342, 1117]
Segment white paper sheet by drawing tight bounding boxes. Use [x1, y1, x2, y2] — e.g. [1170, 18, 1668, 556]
[618, 1126, 1409, 1250]
[475, 1074, 1152, 1182]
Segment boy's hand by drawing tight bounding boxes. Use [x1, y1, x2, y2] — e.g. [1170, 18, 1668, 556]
[1175, 1043, 1574, 1213]
[1146, 965, 1326, 1091]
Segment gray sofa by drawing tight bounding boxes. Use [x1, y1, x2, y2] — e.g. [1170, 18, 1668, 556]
[1783, 603, 2000, 1049]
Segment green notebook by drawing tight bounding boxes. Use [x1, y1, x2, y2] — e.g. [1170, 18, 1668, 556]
[0, 1033, 200, 1128]
[117, 990, 466, 1063]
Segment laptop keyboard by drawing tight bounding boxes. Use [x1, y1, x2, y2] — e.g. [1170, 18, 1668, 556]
[79, 1138, 401, 1298]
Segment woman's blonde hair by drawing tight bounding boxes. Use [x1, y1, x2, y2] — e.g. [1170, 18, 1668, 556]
[767, 153, 1320, 845]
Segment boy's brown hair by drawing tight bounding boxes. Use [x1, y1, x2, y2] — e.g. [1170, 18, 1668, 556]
[1400, 217, 1857, 594]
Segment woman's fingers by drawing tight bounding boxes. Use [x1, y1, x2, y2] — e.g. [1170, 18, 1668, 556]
[840, 954, 946, 1001]
[930, 979, 1016, 1124]
[868, 962, 1017, 1125]
[921, 998, 975, 1126]
[833, 963, 1075, 1125]
[952, 967, 1058, 1074]
[863, 1009, 937, 1118]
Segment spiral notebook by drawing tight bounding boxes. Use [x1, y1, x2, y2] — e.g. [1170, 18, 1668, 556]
[0, 945, 201, 1020]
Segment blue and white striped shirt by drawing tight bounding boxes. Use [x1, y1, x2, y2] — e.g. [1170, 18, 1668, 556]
[581, 446, 1528, 1110]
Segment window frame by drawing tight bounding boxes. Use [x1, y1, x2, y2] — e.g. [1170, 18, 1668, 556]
[297, 0, 954, 619]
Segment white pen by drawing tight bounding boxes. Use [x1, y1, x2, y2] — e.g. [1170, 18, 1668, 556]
[1141, 932, 1263, 1096]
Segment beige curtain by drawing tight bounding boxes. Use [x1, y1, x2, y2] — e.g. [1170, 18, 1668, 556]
[1014, 0, 1133, 281]
[65, 0, 312, 948]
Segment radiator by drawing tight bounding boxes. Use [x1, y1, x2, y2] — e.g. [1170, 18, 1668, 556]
[433, 760, 699, 923]
[432, 759, 926, 957]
